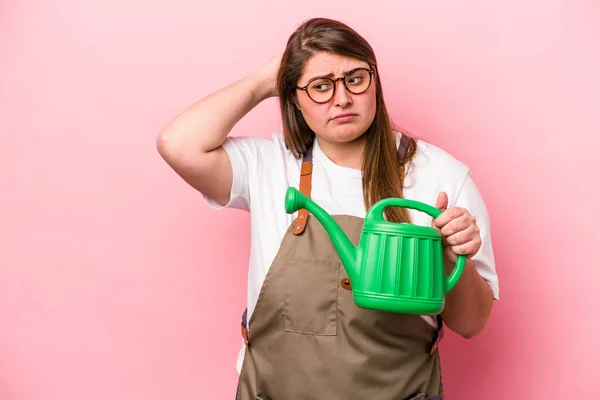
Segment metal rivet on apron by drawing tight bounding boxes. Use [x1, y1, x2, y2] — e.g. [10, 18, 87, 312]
[300, 215, 305, 219]
[296, 226, 301, 230]
[341, 278, 352, 290]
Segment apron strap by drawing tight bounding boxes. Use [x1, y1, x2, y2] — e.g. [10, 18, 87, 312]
[241, 308, 249, 346]
[398, 132, 411, 161]
[292, 144, 314, 235]
[430, 314, 444, 355]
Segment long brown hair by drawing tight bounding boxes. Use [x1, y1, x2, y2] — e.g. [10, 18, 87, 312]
[277, 18, 418, 223]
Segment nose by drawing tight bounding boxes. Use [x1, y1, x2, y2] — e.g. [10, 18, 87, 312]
[333, 79, 352, 107]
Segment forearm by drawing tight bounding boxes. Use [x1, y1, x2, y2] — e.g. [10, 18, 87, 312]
[157, 72, 273, 156]
[440, 259, 493, 338]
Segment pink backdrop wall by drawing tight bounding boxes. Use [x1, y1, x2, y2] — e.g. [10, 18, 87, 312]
[2, 0, 599, 398]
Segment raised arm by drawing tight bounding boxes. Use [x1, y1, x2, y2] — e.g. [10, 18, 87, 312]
[156, 52, 282, 206]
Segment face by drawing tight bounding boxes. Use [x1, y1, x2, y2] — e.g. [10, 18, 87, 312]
[295, 52, 377, 146]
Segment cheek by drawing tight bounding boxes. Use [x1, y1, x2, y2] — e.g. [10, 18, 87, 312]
[356, 92, 377, 124]
[366, 91, 377, 118]
[299, 100, 327, 127]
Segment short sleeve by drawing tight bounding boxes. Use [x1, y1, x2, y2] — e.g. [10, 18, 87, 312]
[453, 172, 500, 300]
[202, 136, 257, 212]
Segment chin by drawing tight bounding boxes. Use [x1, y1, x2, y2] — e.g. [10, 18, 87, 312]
[327, 124, 368, 143]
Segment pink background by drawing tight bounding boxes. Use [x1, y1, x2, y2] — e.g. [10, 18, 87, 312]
[2, 0, 599, 398]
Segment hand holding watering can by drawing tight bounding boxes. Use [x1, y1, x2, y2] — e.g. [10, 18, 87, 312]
[432, 191, 482, 265]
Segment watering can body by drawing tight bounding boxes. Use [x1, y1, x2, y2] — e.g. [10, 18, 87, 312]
[285, 187, 466, 315]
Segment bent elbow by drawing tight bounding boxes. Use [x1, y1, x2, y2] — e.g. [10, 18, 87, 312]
[456, 320, 488, 339]
[459, 328, 481, 340]
[156, 130, 173, 157]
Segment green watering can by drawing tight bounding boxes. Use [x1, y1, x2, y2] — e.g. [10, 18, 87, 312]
[285, 187, 466, 315]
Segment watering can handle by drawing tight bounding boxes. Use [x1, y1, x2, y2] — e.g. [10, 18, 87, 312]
[367, 198, 466, 293]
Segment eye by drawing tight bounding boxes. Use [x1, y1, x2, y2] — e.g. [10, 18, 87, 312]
[310, 80, 333, 92]
[346, 71, 366, 86]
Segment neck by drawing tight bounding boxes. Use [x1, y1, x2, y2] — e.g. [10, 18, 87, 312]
[316, 134, 367, 170]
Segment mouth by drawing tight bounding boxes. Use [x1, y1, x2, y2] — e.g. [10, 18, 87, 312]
[330, 113, 359, 121]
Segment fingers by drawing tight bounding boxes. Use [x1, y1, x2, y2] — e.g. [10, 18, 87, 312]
[434, 206, 482, 259]
[451, 238, 481, 259]
[439, 212, 478, 238]
[444, 236, 481, 261]
[445, 223, 480, 246]
[444, 246, 457, 262]
[433, 207, 469, 230]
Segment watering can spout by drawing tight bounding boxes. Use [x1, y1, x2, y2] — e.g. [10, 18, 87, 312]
[285, 187, 359, 281]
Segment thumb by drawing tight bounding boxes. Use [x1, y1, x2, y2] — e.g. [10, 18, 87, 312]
[435, 191, 448, 212]
[433, 192, 449, 240]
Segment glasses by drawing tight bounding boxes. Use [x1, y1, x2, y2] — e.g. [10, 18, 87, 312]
[296, 67, 375, 104]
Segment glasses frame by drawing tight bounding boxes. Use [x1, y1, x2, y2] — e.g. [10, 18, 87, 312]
[296, 67, 375, 104]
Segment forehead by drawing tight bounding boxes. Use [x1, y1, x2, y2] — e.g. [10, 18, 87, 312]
[300, 52, 370, 82]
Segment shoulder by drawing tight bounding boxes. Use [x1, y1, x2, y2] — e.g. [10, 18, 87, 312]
[398, 134, 472, 205]
[408, 136, 471, 182]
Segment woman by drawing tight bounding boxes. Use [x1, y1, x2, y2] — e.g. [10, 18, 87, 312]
[157, 17, 499, 400]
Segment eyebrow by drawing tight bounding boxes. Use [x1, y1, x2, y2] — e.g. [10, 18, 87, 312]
[307, 67, 365, 82]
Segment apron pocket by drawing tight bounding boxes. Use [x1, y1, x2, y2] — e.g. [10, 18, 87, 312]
[283, 258, 339, 336]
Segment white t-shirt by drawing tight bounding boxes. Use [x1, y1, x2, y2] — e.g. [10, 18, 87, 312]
[203, 132, 499, 373]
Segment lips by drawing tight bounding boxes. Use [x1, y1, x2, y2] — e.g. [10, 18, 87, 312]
[331, 113, 358, 121]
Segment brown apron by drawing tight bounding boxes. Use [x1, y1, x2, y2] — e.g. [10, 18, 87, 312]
[237, 138, 445, 400]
